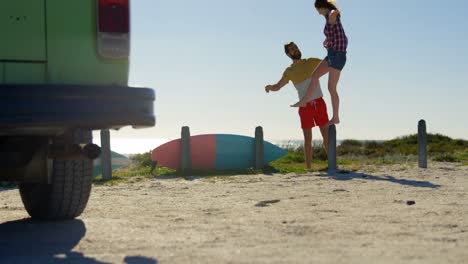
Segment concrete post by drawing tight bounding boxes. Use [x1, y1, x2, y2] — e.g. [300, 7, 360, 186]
[418, 120, 427, 168]
[328, 125, 337, 174]
[100, 129, 112, 180]
[181, 126, 191, 172]
[254, 126, 264, 169]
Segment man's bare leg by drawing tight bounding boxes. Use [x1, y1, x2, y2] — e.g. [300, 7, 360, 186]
[319, 124, 329, 154]
[302, 128, 313, 169]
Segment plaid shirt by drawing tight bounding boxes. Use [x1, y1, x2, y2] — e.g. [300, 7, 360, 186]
[324, 14, 348, 52]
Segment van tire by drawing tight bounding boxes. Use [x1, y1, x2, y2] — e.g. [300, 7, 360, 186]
[19, 130, 93, 220]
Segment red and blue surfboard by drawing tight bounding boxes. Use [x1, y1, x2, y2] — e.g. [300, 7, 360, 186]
[151, 134, 287, 170]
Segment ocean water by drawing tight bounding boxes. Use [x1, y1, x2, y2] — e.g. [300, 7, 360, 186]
[93, 137, 381, 155]
[92, 138, 170, 155]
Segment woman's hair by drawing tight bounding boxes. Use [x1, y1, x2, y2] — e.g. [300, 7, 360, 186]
[314, 0, 338, 10]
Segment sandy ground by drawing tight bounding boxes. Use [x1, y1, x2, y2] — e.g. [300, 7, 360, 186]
[0, 162, 467, 264]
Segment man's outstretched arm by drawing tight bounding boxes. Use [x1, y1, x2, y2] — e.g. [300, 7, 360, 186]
[265, 77, 288, 93]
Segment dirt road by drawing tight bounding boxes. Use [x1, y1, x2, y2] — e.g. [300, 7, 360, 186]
[1, 162, 467, 263]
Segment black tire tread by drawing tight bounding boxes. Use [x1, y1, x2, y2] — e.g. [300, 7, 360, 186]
[19, 129, 93, 220]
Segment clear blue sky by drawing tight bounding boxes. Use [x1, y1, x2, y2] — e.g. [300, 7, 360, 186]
[97, 0, 468, 146]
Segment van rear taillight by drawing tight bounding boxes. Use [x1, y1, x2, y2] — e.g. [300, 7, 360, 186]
[98, 0, 129, 33]
[97, 0, 130, 58]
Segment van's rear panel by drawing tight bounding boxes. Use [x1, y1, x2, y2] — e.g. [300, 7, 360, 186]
[5, 63, 45, 83]
[46, 0, 128, 86]
[0, 0, 47, 84]
[0, 0, 129, 86]
[0, 0, 46, 61]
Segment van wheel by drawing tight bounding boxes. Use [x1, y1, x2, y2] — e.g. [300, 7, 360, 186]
[19, 130, 93, 220]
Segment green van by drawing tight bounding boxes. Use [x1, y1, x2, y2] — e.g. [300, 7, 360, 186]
[0, 0, 155, 219]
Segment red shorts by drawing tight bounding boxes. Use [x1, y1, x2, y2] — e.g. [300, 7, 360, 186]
[298, 97, 329, 129]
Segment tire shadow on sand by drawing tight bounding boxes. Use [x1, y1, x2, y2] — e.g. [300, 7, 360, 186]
[0, 218, 106, 264]
[0, 219, 159, 264]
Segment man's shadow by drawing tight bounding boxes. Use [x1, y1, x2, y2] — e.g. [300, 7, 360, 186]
[318, 170, 441, 189]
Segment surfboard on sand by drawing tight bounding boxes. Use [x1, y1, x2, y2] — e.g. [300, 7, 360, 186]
[151, 134, 288, 170]
[93, 151, 131, 176]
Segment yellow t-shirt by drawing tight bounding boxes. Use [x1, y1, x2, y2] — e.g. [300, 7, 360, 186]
[282, 58, 323, 101]
[282, 58, 321, 85]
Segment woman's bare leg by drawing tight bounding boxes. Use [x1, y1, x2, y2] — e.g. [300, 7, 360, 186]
[310, 60, 330, 93]
[328, 68, 342, 125]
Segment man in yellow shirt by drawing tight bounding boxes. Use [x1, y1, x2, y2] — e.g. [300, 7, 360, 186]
[265, 42, 329, 169]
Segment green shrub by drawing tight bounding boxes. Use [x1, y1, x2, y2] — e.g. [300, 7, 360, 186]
[337, 140, 361, 156]
[313, 144, 327, 161]
[294, 145, 305, 156]
[383, 135, 418, 155]
[281, 152, 305, 163]
[364, 140, 381, 149]
[456, 150, 468, 162]
[337, 145, 363, 157]
[129, 151, 154, 167]
[277, 142, 327, 163]
[340, 139, 363, 147]
[433, 154, 460, 162]
[454, 139, 467, 147]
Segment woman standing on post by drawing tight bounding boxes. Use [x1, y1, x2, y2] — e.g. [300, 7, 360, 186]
[291, 0, 348, 126]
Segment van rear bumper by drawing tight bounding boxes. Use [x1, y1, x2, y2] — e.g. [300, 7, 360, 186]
[0, 84, 155, 136]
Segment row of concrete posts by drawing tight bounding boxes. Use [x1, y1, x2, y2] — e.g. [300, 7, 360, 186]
[327, 119, 428, 173]
[98, 120, 429, 179]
